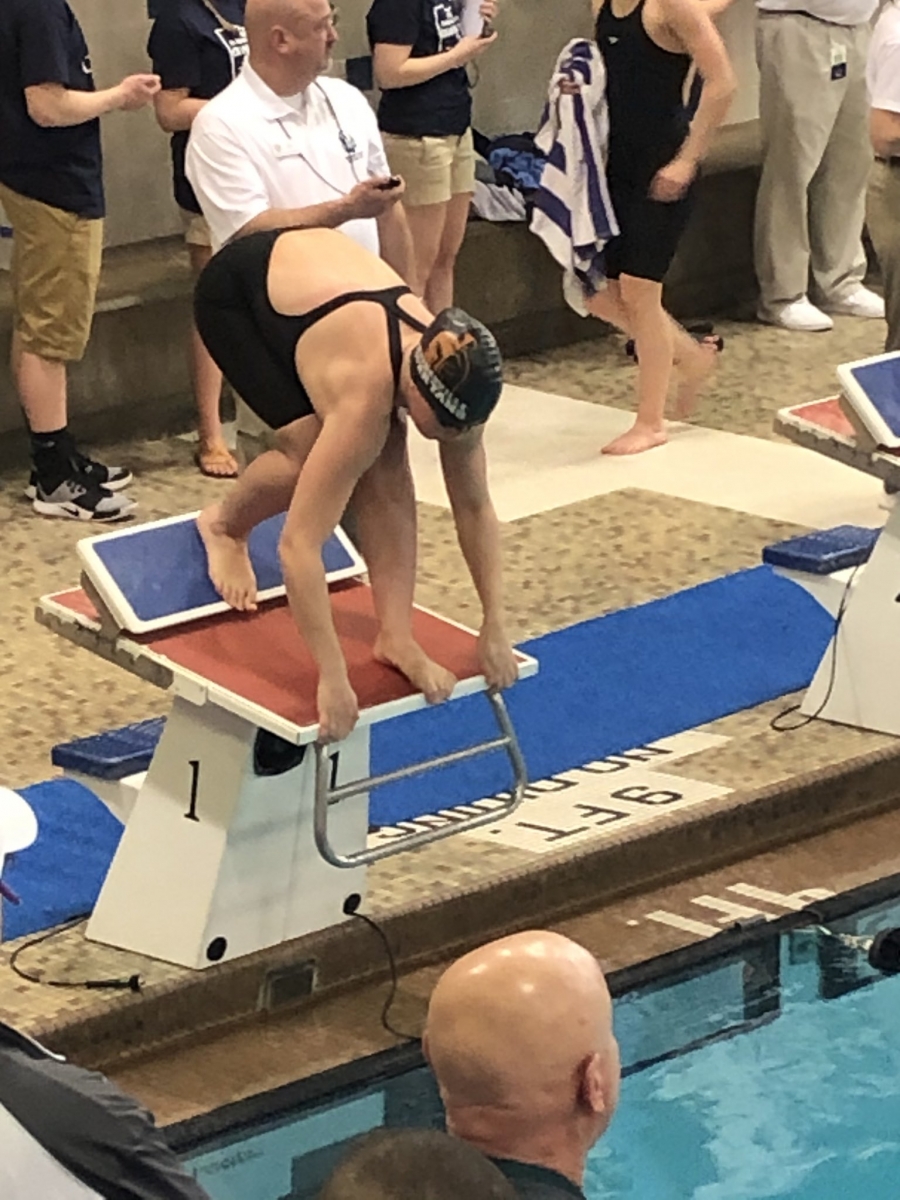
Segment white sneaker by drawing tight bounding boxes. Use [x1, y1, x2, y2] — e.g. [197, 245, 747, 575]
[823, 286, 885, 320]
[758, 297, 833, 333]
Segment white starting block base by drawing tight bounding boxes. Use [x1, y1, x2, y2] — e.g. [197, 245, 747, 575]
[87, 695, 369, 969]
[774, 386, 900, 739]
[40, 567, 535, 971]
[787, 502, 900, 737]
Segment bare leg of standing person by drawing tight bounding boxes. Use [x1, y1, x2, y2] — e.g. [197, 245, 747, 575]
[422, 192, 471, 313]
[586, 280, 718, 452]
[189, 243, 239, 478]
[405, 202, 449, 303]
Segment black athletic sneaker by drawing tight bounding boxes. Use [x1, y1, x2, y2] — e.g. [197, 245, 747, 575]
[24, 455, 132, 500]
[32, 475, 137, 522]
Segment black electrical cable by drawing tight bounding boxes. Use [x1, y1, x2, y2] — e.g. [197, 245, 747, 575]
[770, 562, 861, 733]
[8, 914, 141, 992]
[344, 898, 420, 1043]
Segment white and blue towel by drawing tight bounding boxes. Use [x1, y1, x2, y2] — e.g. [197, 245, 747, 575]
[530, 39, 619, 314]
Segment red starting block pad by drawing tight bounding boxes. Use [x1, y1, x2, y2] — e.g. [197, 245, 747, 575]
[37, 538, 536, 969]
[774, 397, 900, 489]
[40, 581, 534, 745]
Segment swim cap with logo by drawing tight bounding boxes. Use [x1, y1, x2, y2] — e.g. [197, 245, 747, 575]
[410, 307, 503, 430]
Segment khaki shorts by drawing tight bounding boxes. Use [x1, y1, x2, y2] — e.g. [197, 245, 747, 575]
[382, 129, 476, 208]
[180, 207, 213, 248]
[0, 182, 103, 362]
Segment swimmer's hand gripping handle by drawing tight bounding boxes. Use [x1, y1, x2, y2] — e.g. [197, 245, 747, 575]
[313, 690, 527, 868]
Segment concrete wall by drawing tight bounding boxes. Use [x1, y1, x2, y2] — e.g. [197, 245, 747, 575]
[67, 0, 760, 249]
[69, 0, 181, 247]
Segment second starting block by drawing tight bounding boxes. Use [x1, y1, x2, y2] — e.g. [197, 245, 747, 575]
[37, 513, 536, 970]
[773, 352, 900, 738]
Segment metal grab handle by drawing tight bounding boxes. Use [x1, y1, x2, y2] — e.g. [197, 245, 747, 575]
[313, 691, 528, 868]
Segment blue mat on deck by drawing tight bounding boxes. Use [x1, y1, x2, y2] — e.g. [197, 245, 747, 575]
[2, 778, 123, 942]
[368, 565, 833, 824]
[1, 566, 833, 940]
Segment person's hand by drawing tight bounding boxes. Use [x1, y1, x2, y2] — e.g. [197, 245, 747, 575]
[451, 32, 499, 66]
[344, 176, 406, 220]
[478, 625, 518, 691]
[649, 155, 698, 203]
[317, 675, 360, 744]
[479, 0, 498, 31]
[116, 74, 162, 112]
[558, 76, 581, 96]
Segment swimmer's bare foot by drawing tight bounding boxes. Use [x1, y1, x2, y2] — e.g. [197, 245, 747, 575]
[601, 423, 668, 455]
[373, 634, 457, 703]
[197, 504, 258, 612]
[673, 339, 719, 420]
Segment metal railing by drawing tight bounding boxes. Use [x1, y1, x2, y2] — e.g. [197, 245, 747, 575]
[313, 691, 527, 868]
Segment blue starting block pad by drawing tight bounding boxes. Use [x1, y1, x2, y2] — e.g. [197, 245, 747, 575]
[77, 512, 365, 634]
[836, 352, 900, 450]
[51, 717, 165, 780]
[762, 525, 880, 575]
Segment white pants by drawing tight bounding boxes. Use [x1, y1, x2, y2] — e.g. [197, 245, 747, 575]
[754, 12, 871, 315]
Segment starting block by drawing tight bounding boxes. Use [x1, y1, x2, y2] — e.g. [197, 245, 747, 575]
[37, 513, 536, 970]
[773, 352, 900, 737]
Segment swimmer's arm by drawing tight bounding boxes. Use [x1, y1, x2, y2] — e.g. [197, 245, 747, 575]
[661, 0, 736, 165]
[441, 436, 517, 688]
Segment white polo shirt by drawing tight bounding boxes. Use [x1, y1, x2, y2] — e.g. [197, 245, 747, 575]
[186, 62, 389, 252]
[868, 3, 900, 113]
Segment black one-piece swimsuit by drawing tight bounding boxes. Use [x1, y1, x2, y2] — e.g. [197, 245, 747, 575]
[596, 0, 694, 283]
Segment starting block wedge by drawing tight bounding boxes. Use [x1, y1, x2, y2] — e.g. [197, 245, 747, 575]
[836, 351, 900, 451]
[772, 361, 900, 738]
[77, 512, 365, 634]
[37, 514, 537, 970]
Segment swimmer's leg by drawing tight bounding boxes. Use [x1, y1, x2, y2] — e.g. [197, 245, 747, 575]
[347, 415, 456, 703]
[198, 415, 320, 612]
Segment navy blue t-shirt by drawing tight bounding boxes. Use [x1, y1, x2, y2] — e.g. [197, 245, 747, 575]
[148, 0, 247, 213]
[0, 0, 104, 218]
[367, 0, 471, 138]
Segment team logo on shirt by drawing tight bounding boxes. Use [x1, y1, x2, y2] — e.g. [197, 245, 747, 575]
[433, 2, 463, 52]
[81, 55, 93, 77]
[213, 25, 249, 79]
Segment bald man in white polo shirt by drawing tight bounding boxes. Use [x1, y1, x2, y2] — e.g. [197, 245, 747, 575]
[186, 0, 411, 262]
[186, 0, 414, 448]
[754, 0, 884, 332]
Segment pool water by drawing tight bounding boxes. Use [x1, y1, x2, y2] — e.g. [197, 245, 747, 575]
[178, 894, 900, 1200]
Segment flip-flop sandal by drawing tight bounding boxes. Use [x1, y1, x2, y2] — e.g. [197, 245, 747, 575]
[625, 324, 724, 362]
[195, 445, 239, 479]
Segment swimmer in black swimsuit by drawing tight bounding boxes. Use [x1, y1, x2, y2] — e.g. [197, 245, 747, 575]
[584, 0, 734, 455]
[193, 226, 517, 742]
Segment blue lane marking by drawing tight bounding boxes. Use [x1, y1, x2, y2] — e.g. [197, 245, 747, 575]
[91, 514, 355, 623]
[849, 358, 900, 436]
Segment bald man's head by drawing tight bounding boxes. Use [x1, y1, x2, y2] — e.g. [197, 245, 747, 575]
[245, 0, 337, 91]
[424, 932, 620, 1183]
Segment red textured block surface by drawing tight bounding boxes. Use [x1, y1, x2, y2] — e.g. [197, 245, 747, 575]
[50, 582, 486, 727]
[785, 397, 856, 438]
